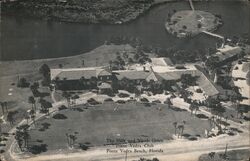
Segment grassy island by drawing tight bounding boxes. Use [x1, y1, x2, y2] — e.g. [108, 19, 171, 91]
[165, 10, 222, 38]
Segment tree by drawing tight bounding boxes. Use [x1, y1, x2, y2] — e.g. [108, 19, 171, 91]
[181, 74, 198, 87]
[197, 23, 202, 28]
[17, 77, 29, 88]
[15, 130, 24, 151]
[205, 56, 220, 74]
[0, 119, 3, 135]
[24, 113, 30, 124]
[15, 124, 30, 150]
[173, 122, 177, 135]
[82, 60, 85, 67]
[28, 96, 36, 111]
[39, 64, 50, 78]
[165, 98, 172, 108]
[189, 104, 195, 116]
[66, 133, 77, 148]
[89, 77, 98, 88]
[62, 91, 71, 108]
[39, 64, 51, 86]
[29, 109, 36, 125]
[236, 106, 248, 118]
[177, 125, 184, 138]
[30, 82, 40, 96]
[7, 111, 15, 126]
[79, 76, 86, 88]
[0, 101, 8, 115]
[39, 98, 52, 115]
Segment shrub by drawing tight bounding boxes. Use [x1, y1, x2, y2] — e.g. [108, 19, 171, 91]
[227, 132, 235, 136]
[58, 105, 67, 111]
[195, 114, 209, 119]
[175, 66, 186, 69]
[116, 100, 126, 104]
[152, 99, 161, 103]
[52, 114, 67, 120]
[17, 77, 30, 88]
[188, 137, 197, 141]
[104, 98, 113, 102]
[87, 98, 100, 105]
[118, 93, 130, 98]
[140, 97, 149, 102]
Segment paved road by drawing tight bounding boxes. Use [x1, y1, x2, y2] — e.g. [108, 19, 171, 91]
[10, 132, 249, 161]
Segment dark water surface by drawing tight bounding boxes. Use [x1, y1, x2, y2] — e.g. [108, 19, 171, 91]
[1, 1, 249, 60]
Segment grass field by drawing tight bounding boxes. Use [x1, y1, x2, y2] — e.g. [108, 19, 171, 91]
[28, 102, 211, 152]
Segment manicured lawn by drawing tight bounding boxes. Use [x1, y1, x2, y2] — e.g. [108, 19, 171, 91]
[28, 102, 211, 151]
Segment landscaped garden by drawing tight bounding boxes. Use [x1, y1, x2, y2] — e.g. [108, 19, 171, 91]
[26, 102, 211, 153]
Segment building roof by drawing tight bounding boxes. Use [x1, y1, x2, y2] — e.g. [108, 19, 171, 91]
[195, 65, 220, 97]
[51, 67, 111, 81]
[113, 70, 150, 80]
[146, 72, 159, 82]
[216, 45, 242, 61]
[156, 70, 200, 81]
[150, 57, 173, 66]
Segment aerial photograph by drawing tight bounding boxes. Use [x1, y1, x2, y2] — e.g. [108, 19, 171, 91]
[0, 0, 249, 161]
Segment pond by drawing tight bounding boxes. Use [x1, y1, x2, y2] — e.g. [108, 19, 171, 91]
[1, 1, 249, 60]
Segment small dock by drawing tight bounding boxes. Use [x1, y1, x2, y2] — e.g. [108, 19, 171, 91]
[189, 0, 195, 11]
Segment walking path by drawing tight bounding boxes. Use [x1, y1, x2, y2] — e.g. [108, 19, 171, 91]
[202, 31, 224, 40]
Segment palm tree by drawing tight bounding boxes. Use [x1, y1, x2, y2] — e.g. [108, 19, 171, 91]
[189, 104, 195, 116]
[23, 131, 30, 149]
[69, 134, 77, 148]
[0, 101, 6, 115]
[28, 96, 36, 111]
[177, 125, 184, 138]
[15, 124, 30, 150]
[15, 130, 24, 151]
[90, 77, 98, 88]
[66, 133, 70, 147]
[205, 56, 219, 76]
[0, 101, 8, 114]
[108, 61, 113, 70]
[24, 113, 30, 124]
[79, 76, 87, 88]
[173, 122, 177, 135]
[39, 64, 50, 78]
[0, 119, 3, 135]
[7, 111, 15, 126]
[62, 91, 71, 108]
[29, 109, 36, 125]
[39, 97, 46, 111]
[165, 98, 172, 108]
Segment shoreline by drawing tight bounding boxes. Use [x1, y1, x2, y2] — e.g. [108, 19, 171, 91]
[2, 0, 249, 26]
[0, 44, 134, 77]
